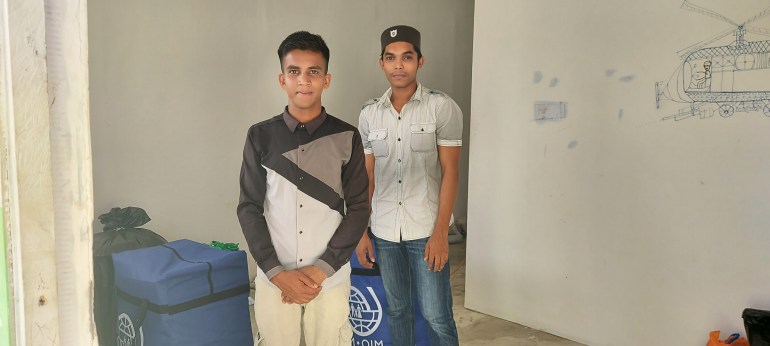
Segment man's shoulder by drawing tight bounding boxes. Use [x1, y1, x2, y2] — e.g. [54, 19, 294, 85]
[422, 86, 450, 100]
[361, 97, 381, 110]
[324, 113, 358, 132]
[250, 113, 284, 131]
[421, 87, 461, 114]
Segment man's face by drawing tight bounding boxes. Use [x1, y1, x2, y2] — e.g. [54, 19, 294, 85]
[279, 49, 330, 112]
[380, 41, 423, 89]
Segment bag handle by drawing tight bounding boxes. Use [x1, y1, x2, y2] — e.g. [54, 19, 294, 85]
[351, 262, 380, 276]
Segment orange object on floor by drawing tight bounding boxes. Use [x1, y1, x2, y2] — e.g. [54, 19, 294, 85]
[708, 330, 750, 346]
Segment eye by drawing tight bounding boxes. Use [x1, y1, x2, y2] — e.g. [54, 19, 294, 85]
[288, 70, 299, 75]
[404, 56, 413, 61]
[309, 70, 319, 75]
[385, 56, 394, 61]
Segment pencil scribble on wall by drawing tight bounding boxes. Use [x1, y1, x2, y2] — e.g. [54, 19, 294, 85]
[655, 0, 770, 121]
[534, 101, 567, 122]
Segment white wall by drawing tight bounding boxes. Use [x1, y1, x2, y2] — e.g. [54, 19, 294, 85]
[467, 1, 770, 345]
[89, 1, 474, 276]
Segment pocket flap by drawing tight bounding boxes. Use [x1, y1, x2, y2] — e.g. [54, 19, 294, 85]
[410, 123, 436, 133]
[368, 129, 388, 141]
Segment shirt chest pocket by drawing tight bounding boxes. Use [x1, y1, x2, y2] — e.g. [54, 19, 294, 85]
[368, 129, 389, 157]
[410, 123, 436, 152]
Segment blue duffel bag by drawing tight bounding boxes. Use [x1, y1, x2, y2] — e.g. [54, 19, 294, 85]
[113, 239, 253, 345]
[348, 249, 429, 346]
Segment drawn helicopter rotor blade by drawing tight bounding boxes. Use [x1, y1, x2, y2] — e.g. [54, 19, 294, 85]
[744, 26, 770, 38]
[740, 6, 770, 26]
[677, 28, 736, 58]
[680, 0, 737, 26]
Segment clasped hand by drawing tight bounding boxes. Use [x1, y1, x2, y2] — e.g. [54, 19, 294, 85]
[270, 266, 327, 304]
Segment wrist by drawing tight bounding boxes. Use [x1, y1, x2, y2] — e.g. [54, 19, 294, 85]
[431, 231, 448, 239]
[269, 272, 283, 285]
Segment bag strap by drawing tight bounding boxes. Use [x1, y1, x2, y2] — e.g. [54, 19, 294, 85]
[117, 284, 250, 315]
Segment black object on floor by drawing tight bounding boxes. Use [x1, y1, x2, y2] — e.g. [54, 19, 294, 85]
[94, 207, 167, 346]
[743, 308, 770, 346]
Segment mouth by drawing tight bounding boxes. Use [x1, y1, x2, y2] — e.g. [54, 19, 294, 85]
[296, 91, 313, 96]
[391, 73, 408, 79]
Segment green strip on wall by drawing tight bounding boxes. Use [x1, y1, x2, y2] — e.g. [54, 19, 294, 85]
[0, 208, 10, 346]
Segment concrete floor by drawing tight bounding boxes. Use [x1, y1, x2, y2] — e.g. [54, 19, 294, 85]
[449, 240, 584, 346]
[250, 240, 585, 345]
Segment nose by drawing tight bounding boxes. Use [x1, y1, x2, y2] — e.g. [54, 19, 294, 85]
[297, 73, 311, 85]
[394, 60, 403, 69]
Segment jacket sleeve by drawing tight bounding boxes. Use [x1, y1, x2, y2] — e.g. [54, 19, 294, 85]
[237, 128, 284, 279]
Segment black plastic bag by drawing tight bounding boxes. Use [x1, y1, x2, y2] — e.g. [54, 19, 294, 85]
[94, 207, 167, 346]
[743, 308, 770, 346]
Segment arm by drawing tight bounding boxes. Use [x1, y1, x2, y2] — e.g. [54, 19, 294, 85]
[355, 154, 377, 268]
[424, 97, 464, 271]
[236, 129, 284, 278]
[311, 130, 370, 279]
[424, 146, 461, 271]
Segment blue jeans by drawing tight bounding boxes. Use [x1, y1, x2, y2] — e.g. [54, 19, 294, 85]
[372, 236, 459, 346]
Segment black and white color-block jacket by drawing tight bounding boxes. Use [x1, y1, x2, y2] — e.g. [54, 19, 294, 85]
[238, 108, 369, 290]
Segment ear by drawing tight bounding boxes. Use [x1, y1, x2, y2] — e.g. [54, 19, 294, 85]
[323, 73, 331, 89]
[278, 73, 285, 88]
[379, 58, 385, 70]
[418, 56, 425, 69]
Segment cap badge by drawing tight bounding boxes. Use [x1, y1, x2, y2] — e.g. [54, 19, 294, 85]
[390, 29, 397, 38]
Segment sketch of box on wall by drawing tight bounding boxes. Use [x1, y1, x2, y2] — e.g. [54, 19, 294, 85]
[534, 101, 567, 120]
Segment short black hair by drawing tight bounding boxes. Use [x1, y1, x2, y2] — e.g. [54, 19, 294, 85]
[277, 31, 330, 72]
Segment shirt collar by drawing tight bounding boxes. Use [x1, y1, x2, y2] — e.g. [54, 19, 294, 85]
[380, 83, 423, 108]
[282, 107, 327, 135]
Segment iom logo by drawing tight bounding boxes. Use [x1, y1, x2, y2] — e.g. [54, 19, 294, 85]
[348, 286, 383, 337]
[117, 313, 143, 346]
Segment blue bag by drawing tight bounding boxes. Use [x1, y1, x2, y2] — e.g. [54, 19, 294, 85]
[348, 249, 429, 346]
[113, 239, 253, 345]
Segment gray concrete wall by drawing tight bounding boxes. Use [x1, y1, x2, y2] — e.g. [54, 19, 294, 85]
[89, 0, 474, 276]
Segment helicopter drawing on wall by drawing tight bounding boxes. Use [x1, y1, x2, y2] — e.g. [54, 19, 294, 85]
[655, 0, 770, 121]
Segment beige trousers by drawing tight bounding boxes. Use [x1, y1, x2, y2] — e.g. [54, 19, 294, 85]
[254, 278, 353, 346]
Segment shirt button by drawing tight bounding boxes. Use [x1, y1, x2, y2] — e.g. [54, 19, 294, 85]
[299, 230, 303, 234]
[398, 138, 401, 141]
[398, 159, 401, 163]
[399, 180, 402, 183]
[299, 259, 303, 262]
[399, 202, 402, 205]
[299, 205, 303, 208]
[398, 117, 401, 120]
